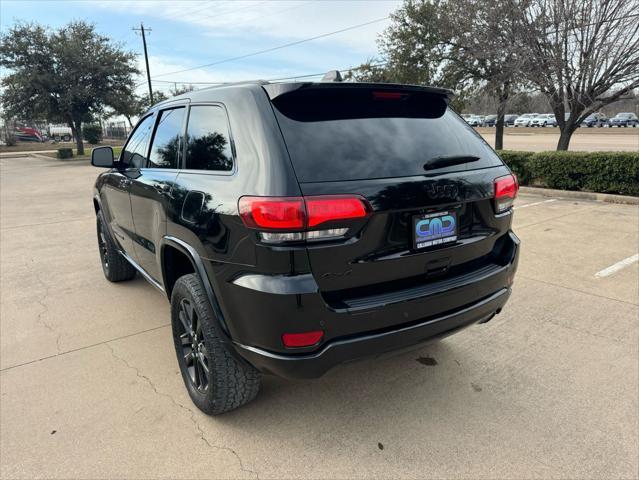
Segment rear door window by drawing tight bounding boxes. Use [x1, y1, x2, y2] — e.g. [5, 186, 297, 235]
[148, 107, 186, 169]
[184, 105, 233, 172]
[270, 87, 504, 183]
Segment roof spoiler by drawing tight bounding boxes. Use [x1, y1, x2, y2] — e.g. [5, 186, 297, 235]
[263, 82, 454, 101]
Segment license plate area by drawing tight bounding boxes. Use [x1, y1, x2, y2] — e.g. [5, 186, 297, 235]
[412, 210, 458, 250]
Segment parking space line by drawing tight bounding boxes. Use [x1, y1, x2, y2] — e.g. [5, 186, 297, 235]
[514, 199, 557, 210]
[594, 253, 639, 278]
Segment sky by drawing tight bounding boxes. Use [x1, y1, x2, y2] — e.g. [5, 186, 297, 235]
[0, 0, 402, 95]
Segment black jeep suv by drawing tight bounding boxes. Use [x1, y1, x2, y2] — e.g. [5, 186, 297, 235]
[92, 80, 519, 415]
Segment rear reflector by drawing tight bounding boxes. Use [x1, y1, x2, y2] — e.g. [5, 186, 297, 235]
[239, 195, 369, 231]
[494, 174, 518, 213]
[282, 330, 324, 348]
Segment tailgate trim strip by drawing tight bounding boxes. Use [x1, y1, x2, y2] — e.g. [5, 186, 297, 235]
[342, 263, 506, 311]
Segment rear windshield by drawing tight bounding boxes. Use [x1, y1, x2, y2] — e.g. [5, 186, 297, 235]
[270, 87, 504, 183]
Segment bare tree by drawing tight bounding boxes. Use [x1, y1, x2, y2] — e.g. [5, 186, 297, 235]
[512, 0, 639, 149]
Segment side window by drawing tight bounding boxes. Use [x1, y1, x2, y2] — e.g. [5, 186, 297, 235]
[121, 114, 155, 168]
[184, 105, 233, 171]
[148, 107, 186, 169]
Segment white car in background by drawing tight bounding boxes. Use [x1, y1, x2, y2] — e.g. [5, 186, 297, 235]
[530, 114, 557, 127]
[466, 115, 483, 127]
[514, 114, 539, 127]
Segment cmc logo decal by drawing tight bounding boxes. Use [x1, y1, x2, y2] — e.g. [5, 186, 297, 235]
[415, 211, 458, 248]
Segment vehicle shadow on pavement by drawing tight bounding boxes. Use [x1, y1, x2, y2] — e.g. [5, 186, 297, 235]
[215, 338, 465, 423]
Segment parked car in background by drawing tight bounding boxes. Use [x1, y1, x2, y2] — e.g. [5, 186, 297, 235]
[14, 127, 44, 142]
[581, 113, 609, 127]
[504, 114, 519, 127]
[483, 115, 497, 127]
[530, 114, 557, 127]
[609, 112, 639, 127]
[466, 115, 483, 127]
[514, 114, 539, 127]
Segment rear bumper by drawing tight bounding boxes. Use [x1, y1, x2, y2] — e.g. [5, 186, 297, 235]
[234, 287, 510, 379]
[219, 230, 519, 379]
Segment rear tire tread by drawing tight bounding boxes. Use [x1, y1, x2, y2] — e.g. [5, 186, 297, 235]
[171, 274, 261, 415]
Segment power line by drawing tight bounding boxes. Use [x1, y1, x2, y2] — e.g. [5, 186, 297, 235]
[223, 1, 314, 29]
[149, 16, 390, 80]
[170, 1, 219, 20]
[194, 0, 271, 22]
[137, 63, 389, 91]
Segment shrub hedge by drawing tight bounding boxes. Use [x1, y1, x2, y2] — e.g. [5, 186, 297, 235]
[497, 150, 639, 196]
[57, 148, 73, 159]
[82, 124, 103, 144]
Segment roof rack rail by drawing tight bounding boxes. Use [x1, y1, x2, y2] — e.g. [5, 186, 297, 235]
[321, 70, 343, 82]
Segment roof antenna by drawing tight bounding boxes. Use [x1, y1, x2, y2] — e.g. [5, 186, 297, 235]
[321, 70, 343, 82]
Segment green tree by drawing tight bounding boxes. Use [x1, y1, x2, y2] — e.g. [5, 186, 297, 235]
[112, 85, 193, 129]
[112, 91, 169, 128]
[0, 21, 139, 155]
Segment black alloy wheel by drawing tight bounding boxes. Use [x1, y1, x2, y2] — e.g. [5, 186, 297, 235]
[97, 220, 109, 274]
[177, 298, 210, 393]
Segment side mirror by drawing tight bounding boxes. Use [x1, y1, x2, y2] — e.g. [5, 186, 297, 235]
[91, 146, 115, 168]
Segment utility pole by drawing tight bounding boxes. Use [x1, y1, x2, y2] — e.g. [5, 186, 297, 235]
[133, 23, 153, 104]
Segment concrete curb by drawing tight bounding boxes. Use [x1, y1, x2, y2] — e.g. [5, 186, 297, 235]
[0, 150, 58, 157]
[23, 153, 90, 162]
[520, 186, 639, 205]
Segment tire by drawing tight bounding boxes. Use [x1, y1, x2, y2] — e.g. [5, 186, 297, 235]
[62, 134, 71, 141]
[96, 211, 136, 282]
[171, 274, 261, 415]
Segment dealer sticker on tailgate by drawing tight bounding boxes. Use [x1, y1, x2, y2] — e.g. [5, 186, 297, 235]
[413, 210, 458, 249]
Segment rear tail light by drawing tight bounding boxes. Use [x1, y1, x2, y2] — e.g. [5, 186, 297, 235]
[305, 196, 368, 227]
[238, 197, 305, 230]
[239, 195, 370, 243]
[282, 330, 324, 348]
[494, 174, 518, 213]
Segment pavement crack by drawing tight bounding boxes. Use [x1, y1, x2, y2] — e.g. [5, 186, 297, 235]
[33, 271, 62, 355]
[541, 316, 628, 344]
[104, 343, 258, 479]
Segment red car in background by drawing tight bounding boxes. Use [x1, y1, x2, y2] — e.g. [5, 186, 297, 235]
[15, 127, 44, 142]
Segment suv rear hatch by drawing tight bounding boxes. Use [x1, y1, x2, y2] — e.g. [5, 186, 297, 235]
[263, 83, 516, 311]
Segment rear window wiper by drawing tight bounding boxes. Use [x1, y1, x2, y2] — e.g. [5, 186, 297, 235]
[423, 155, 480, 171]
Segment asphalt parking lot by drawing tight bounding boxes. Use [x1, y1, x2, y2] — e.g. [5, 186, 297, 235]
[1, 155, 637, 479]
[477, 127, 639, 152]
